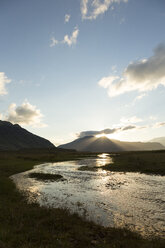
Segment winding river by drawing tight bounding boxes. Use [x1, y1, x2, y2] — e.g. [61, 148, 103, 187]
[11, 154, 165, 238]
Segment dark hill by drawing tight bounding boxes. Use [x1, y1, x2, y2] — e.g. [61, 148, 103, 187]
[150, 137, 165, 146]
[58, 135, 164, 152]
[0, 120, 55, 150]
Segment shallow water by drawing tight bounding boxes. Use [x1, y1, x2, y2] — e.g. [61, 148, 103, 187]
[11, 154, 165, 238]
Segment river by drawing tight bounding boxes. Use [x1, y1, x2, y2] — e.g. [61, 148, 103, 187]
[11, 153, 165, 238]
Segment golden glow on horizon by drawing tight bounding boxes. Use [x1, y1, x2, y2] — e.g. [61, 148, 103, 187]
[95, 133, 120, 140]
[95, 133, 108, 138]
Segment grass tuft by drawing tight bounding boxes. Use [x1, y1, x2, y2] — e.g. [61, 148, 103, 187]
[28, 172, 64, 181]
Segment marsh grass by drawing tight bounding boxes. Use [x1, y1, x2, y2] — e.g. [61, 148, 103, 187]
[103, 150, 165, 175]
[28, 172, 64, 181]
[78, 165, 98, 171]
[0, 149, 165, 247]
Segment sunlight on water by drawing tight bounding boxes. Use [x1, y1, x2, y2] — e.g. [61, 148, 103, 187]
[98, 153, 109, 158]
[11, 154, 165, 239]
[96, 153, 112, 167]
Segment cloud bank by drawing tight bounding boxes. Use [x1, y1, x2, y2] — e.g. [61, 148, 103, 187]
[98, 43, 165, 97]
[78, 125, 138, 138]
[81, 0, 128, 20]
[4, 100, 46, 127]
[0, 72, 11, 95]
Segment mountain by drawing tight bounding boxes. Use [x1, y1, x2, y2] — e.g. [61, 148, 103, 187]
[150, 137, 165, 147]
[58, 136, 165, 152]
[0, 120, 55, 150]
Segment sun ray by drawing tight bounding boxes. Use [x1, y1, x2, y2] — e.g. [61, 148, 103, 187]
[95, 133, 120, 140]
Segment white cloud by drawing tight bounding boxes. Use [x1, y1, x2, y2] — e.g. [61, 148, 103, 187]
[0, 72, 11, 95]
[81, 0, 128, 20]
[81, 0, 88, 18]
[99, 75, 119, 88]
[154, 122, 165, 128]
[50, 37, 59, 47]
[98, 43, 165, 97]
[4, 100, 46, 127]
[63, 27, 79, 46]
[50, 27, 79, 47]
[134, 93, 146, 102]
[65, 14, 70, 23]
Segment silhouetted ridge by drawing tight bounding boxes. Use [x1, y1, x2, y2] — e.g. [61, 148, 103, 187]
[0, 120, 55, 150]
[59, 135, 165, 152]
[150, 137, 165, 146]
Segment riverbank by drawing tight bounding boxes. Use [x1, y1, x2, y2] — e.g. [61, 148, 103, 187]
[0, 150, 165, 247]
[103, 150, 165, 175]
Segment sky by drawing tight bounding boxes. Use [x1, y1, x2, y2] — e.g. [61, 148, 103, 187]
[0, 0, 165, 145]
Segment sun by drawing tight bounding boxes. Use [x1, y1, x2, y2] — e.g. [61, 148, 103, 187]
[95, 133, 120, 140]
[95, 133, 109, 138]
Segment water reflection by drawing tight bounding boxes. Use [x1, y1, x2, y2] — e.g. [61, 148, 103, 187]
[11, 154, 165, 239]
[98, 153, 109, 158]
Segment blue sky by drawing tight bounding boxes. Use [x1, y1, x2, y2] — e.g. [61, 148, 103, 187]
[0, 0, 165, 145]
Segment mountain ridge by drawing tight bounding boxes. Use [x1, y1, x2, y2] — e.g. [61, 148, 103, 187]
[0, 120, 55, 150]
[150, 137, 165, 146]
[59, 135, 165, 152]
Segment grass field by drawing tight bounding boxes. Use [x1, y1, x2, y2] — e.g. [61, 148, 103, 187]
[103, 150, 165, 175]
[0, 149, 165, 248]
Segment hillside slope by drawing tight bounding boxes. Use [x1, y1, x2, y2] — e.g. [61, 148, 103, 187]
[150, 137, 165, 146]
[0, 121, 55, 150]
